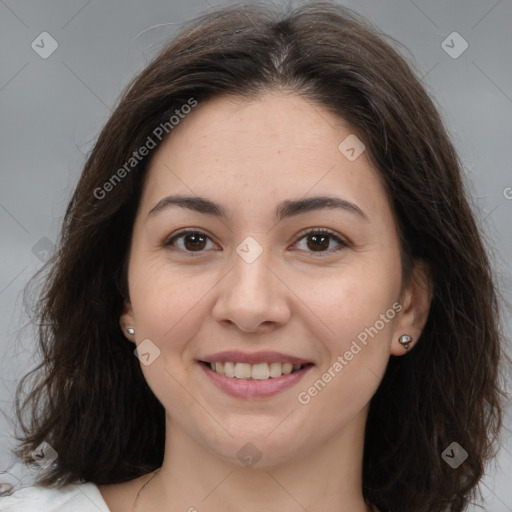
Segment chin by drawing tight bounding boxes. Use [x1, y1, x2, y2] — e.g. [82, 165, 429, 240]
[198, 421, 310, 468]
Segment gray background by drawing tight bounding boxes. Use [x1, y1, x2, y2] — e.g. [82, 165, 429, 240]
[0, 0, 511, 509]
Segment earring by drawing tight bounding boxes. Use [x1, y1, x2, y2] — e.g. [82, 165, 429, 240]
[398, 334, 413, 350]
[127, 327, 135, 335]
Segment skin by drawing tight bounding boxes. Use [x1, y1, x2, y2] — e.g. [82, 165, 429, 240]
[99, 91, 431, 512]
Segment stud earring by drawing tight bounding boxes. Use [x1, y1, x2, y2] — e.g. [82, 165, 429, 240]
[127, 327, 135, 335]
[398, 334, 412, 350]
[398, 334, 413, 350]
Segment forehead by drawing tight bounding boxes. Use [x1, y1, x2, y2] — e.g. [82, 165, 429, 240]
[139, 92, 391, 222]
[165, 92, 355, 165]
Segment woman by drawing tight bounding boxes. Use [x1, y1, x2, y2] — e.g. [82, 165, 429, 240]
[0, 1, 507, 511]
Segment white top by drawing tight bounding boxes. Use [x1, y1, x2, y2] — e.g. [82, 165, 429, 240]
[0, 482, 110, 511]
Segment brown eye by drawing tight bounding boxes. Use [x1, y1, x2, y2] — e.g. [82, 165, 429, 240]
[294, 229, 348, 256]
[182, 233, 207, 251]
[164, 230, 215, 253]
[306, 233, 330, 252]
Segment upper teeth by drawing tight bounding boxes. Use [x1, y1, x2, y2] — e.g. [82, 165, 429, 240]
[209, 362, 303, 380]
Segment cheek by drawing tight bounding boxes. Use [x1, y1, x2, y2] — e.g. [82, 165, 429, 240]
[333, 281, 398, 346]
[293, 262, 401, 428]
[129, 252, 213, 333]
[295, 286, 398, 432]
[293, 258, 401, 350]
[129, 268, 211, 412]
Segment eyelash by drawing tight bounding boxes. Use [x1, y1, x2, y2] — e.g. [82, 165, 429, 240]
[163, 228, 349, 258]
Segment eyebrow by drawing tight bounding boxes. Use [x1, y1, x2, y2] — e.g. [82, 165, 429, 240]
[147, 194, 369, 223]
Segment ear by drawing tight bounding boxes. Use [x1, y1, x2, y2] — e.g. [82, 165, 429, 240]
[390, 260, 433, 355]
[119, 300, 136, 344]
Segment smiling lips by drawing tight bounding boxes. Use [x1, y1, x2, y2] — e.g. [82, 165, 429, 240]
[200, 350, 312, 380]
[207, 361, 304, 380]
[199, 350, 314, 398]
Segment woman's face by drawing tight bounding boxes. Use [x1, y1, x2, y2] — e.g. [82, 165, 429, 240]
[121, 91, 428, 467]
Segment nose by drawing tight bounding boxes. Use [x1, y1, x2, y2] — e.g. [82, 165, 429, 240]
[211, 247, 291, 333]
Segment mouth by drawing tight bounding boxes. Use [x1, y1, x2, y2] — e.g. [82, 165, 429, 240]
[200, 361, 312, 380]
[197, 355, 314, 398]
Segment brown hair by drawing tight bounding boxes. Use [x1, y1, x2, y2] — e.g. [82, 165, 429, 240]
[11, 2, 507, 511]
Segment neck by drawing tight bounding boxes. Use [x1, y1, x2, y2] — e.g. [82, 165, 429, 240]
[135, 408, 372, 512]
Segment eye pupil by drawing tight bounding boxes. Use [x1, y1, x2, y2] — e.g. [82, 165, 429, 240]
[184, 233, 207, 251]
[307, 234, 330, 252]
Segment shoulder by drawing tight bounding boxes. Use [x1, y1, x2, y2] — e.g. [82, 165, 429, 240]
[0, 482, 110, 512]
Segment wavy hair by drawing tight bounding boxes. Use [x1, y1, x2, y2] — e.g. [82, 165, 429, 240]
[10, 2, 507, 511]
